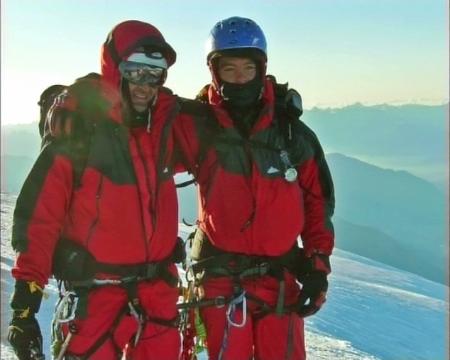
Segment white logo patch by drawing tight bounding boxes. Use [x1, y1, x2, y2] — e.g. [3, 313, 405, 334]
[267, 166, 280, 174]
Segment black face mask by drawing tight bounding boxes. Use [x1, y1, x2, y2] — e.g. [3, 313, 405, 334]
[220, 77, 263, 108]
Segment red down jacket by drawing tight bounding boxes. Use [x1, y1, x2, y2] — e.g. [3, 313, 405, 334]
[11, 22, 183, 287]
[176, 77, 335, 257]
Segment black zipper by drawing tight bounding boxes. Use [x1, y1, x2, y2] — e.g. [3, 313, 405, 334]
[134, 135, 154, 261]
[85, 175, 104, 248]
[239, 137, 257, 231]
[203, 156, 220, 205]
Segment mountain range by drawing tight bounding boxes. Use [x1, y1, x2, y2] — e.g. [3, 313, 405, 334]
[327, 153, 446, 283]
[302, 103, 448, 190]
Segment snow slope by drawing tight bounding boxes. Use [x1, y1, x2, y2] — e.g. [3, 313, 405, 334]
[1, 194, 448, 359]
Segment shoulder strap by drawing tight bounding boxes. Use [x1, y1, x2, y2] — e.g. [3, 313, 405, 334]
[271, 77, 303, 150]
[272, 81, 292, 148]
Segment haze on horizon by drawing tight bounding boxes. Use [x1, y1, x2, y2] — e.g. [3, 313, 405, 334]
[1, 0, 448, 125]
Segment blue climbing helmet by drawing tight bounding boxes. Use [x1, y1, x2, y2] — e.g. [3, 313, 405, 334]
[206, 16, 268, 88]
[206, 16, 267, 62]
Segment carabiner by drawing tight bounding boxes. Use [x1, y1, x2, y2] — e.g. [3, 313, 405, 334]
[226, 291, 247, 328]
[54, 291, 78, 324]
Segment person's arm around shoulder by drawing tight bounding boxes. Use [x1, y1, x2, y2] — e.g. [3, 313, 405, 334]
[172, 96, 216, 176]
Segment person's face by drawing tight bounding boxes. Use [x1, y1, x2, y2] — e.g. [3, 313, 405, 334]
[217, 57, 257, 84]
[128, 82, 158, 112]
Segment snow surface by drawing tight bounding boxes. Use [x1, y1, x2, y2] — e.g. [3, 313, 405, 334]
[1, 194, 448, 359]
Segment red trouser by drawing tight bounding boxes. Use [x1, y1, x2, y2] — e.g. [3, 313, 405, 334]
[60, 276, 180, 360]
[200, 273, 306, 360]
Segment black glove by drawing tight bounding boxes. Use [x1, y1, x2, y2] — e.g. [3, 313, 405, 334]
[296, 252, 331, 317]
[297, 271, 328, 317]
[8, 314, 44, 360]
[8, 280, 45, 360]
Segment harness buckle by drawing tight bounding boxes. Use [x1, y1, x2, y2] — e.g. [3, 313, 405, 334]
[257, 262, 270, 276]
[143, 263, 159, 279]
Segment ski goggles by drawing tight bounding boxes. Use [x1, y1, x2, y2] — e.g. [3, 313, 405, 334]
[119, 61, 166, 86]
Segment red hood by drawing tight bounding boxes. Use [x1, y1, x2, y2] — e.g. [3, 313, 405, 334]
[101, 20, 176, 90]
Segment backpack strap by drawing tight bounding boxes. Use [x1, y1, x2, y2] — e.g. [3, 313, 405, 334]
[270, 75, 303, 150]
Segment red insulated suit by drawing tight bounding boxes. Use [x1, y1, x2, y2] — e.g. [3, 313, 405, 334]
[175, 78, 335, 360]
[11, 21, 187, 359]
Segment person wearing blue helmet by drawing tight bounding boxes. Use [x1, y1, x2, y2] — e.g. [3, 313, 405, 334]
[182, 16, 335, 360]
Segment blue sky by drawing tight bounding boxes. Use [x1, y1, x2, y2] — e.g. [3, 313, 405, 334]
[1, 0, 448, 124]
